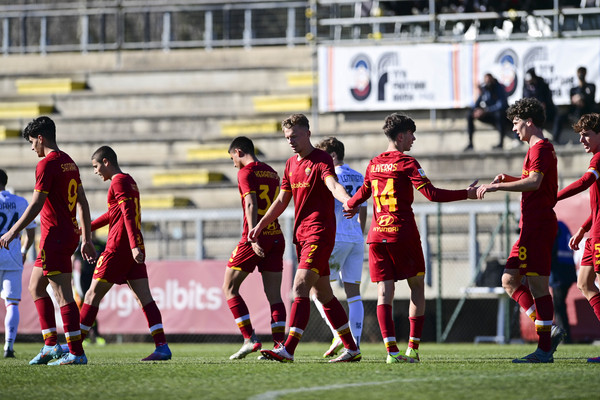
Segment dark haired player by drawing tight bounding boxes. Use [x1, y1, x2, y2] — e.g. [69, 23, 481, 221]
[224, 136, 287, 360]
[79, 145, 172, 361]
[0, 116, 96, 365]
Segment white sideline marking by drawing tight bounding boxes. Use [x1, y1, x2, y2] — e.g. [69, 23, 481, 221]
[247, 378, 408, 400]
[248, 373, 525, 400]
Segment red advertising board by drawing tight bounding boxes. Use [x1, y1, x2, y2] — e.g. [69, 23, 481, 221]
[0, 260, 293, 335]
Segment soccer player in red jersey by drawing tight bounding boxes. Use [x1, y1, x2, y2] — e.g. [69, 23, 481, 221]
[78, 146, 172, 361]
[249, 114, 361, 363]
[0, 116, 96, 365]
[345, 113, 478, 363]
[224, 136, 287, 360]
[477, 98, 564, 363]
[554, 113, 600, 363]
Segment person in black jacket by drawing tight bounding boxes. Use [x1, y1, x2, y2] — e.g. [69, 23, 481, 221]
[465, 73, 510, 150]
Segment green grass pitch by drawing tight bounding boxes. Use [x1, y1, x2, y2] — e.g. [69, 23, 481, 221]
[1, 342, 599, 399]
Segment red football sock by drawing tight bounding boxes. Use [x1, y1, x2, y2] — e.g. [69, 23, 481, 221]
[34, 297, 57, 346]
[143, 301, 167, 347]
[377, 304, 399, 353]
[323, 297, 358, 351]
[270, 302, 287, 344]
[589, 293, 600, 322]
[534, 295, 554, 352]
[284, 297, 310, 355]
[61, 302, 84, 356]
[80, 303, 99, 340]
[227, 295, 254, 339]
[512, 284, 537, 322]
[408, 315, 425, 350]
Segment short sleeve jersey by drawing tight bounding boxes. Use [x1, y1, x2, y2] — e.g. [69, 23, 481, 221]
[0, 191, 36, 270]
[280, 148, 337, 244]
[334, 164, 364, 243]
[585, 152, 600, 237]
[348, 151, 430, 244]
[34, 151, 81, 250]
[520, 139, 558, 225]
[237, 161, 283, 242]
[104, 174, 144, 253]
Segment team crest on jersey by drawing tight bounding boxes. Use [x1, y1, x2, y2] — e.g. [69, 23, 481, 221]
[305, 167, 311, 176]
[377, 215, 394, 227]
[418, 168, 427, 178]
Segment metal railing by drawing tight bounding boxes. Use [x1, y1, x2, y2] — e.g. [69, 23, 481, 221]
[2, 1, 600, 55]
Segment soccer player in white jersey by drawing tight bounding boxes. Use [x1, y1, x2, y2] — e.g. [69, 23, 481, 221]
[0, 169, 36, 358]
[313, 137, 367, 357]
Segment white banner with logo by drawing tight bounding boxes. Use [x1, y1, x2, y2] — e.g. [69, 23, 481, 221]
[318, 38, 600, 112]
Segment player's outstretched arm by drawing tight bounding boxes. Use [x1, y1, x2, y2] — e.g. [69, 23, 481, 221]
[248, 190, 291, 242]
[557, 172, 597, 201]
[477, 172, 542, 199]
[325, 176, 351, 204]
[0, 190, 45, 249]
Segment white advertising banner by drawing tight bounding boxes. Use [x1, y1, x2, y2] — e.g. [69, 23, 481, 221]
[319, 38, 600, 112]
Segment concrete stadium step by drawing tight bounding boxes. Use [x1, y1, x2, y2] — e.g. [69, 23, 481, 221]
[0, 47, 312, 76]
[15, 78, 87, 95]
[52, 91, 261, 118]
[86, 69, 304, 94]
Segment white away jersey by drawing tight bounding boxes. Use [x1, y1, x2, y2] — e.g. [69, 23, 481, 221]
[0, 191, 35, 270]
[334, 164, 365, 243]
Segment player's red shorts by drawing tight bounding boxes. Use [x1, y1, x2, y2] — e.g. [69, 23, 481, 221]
[295, 240, 335, 276]
[93, 250, 148, 285]
[505, 218, 557, 276]
[580, 237, 600, 273]
[369, 239, 426, 282]
[227, 236, 285, 273]
[35, 240, 78, 275]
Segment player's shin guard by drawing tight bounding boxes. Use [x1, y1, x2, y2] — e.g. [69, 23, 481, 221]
[143, 301, 167, 346]
[227, 296, 253, 339]
[34, 297, 58, 346]
[347, 295, 364, 347]
[323, 297, 358, 351]
[377, 304, 399, 353]
[408, 315, 425, 350]
[61, 302, 84, 356]
[80, 303, 99, 340]
[284, 297, 310, 354]
[270, 302, 287, 344]
[512, 285, 537, 322]
[534, 295, 554, 352]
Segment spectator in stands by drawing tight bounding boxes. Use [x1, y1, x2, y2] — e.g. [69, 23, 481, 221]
[553, 66, 597, 144]
[465, 73, 510, 150]
[523, 68, 557, 131]
[549, 220, 577, 344]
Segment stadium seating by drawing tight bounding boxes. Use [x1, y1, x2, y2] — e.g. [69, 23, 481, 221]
[0, 102, 54, 119]
[15, 78, 86, 94]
